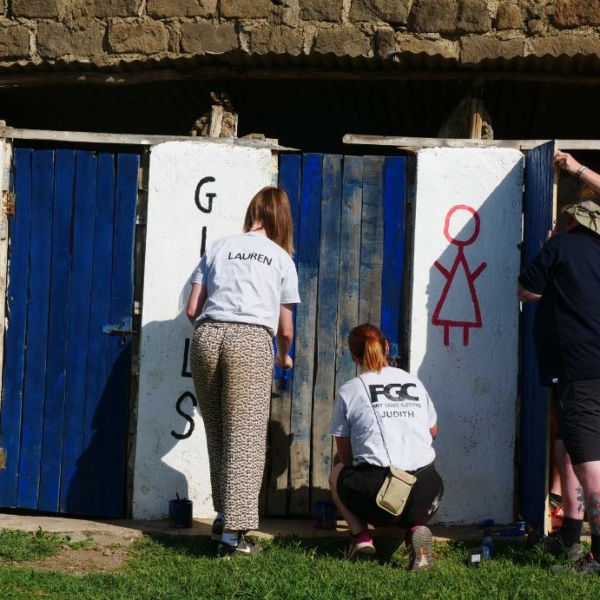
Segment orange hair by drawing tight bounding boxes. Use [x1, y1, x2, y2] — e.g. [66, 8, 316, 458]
[348, 323, 388, 373]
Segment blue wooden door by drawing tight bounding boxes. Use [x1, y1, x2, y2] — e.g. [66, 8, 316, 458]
[268, 154, 407, 516]
[519, 141, 555, 531]
[0, 146, 139, 518]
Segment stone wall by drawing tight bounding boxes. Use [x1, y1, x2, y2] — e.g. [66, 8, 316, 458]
[0, 0, 599, 68]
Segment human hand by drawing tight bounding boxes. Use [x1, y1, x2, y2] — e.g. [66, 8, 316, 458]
[553, 151, 582, 177]
[276, 354, 293, 370]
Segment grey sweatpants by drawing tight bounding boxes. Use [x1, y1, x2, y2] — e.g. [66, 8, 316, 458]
[190, 320, 273, 531]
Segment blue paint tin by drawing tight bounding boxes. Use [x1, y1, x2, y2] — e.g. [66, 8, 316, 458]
[313, 500, 337, 529]
[169, 497, 193, 528]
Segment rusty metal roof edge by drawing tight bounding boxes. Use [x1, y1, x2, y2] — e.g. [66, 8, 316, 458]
[1, 49, 600, 79]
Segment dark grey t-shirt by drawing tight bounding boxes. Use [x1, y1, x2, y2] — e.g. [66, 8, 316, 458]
[519, 225, 600, 384]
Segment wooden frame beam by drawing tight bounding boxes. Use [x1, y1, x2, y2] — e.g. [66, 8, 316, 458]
[0, 126, 296, 150]
[343, 134, 600, 152]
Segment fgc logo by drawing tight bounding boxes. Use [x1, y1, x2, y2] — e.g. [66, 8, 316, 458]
[368, 383, 419, 404]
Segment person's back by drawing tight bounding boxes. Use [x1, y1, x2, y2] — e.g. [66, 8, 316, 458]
[333, 365, 436, 472]
[328, 323, 443, 570]
[521, 225, 600, 383]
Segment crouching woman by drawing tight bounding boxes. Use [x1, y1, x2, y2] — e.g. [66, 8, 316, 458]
[328, 323, 444, 570]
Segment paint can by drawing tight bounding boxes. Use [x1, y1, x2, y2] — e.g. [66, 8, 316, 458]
[312, 500, 337, 529]
[169, 496, 193, 528]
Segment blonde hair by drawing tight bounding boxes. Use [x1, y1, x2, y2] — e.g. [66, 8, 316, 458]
[348, 323, 388, 373]
[243, 186, 294, 255]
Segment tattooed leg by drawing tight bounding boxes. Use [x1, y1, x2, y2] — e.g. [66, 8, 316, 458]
[587, 492, 600, 536]
[556, 440, 586, 520]
[572, 461, 600, 536]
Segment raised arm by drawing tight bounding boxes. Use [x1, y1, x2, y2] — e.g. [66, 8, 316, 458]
[553, 151, 600, 196]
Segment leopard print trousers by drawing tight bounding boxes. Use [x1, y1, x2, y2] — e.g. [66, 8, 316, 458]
[190, 320, 273, 531]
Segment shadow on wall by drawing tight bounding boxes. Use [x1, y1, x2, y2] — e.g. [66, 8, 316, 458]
[131, 283, 206, 520]
[417, 158, 523, 524]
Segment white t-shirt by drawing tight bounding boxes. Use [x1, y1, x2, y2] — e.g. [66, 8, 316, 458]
[190, 232, 300, 337]
[328, 366, 437, 471]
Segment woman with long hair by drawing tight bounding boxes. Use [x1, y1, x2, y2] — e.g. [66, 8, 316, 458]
[187, 186, 300, 558]
[329, 323, 443, 570]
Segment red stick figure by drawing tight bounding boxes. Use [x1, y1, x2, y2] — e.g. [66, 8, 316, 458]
[432, 205, 487, 347]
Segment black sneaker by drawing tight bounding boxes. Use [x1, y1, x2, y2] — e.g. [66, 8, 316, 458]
[406, 526, 434, 571]
[540, 531, 582, 561]
[211, 516, 224, 542]
[217, 534, 263, 559]
[551, 552, 600, 575]
[572, 553, 600, 576]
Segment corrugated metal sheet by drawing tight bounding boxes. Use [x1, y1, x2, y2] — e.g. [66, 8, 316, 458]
[2, 50, 600, 76]
[0, 51, 599, 152]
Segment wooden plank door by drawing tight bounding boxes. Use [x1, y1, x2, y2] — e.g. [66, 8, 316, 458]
[0, 146, 139, 518]
[267, 154, 407, 516]
[519, 141, 556, 532]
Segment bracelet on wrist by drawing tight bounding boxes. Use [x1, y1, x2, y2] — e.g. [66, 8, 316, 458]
[576, 165, 588, 179]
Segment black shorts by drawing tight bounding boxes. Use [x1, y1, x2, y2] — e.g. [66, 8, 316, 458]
[554, 378, 600, 464]
[336, 462, 444, 528]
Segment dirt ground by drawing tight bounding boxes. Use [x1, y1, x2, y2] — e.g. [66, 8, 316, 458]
[1, 532, 138, 575]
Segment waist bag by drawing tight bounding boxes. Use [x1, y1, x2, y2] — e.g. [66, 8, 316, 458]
[376, 465, 416, 516]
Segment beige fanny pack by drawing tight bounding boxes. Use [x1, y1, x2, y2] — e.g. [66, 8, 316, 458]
[376, 465, 416, 516]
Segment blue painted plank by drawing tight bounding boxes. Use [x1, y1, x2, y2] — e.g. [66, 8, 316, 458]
[0, 148, 33, 507]
[17, 150, 54, 509]
[102, 152, 139, 518]
[60, 150, 97, 515]
[289, 153, 322, 515]
[335, 156, 363, 391]
[38, 150, 76, 512]
[312, 154, 342, 501]
[381, 156, 407, 362]
[82, 152, 116, 516]
[359, 156, 385, 326]
[267, 153, 302, 515]
[519, 140, 555, 532]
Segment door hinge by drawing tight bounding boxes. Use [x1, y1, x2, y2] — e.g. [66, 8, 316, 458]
[0, 447, 6, 470]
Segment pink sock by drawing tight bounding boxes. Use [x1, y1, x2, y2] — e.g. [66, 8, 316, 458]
[352, 530, 373, 545]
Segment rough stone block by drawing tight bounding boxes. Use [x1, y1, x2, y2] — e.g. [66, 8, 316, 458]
[554, 0, 600, 28]
[408, 0, 458, 34]
[0, 0, 6, 15]
[12, 0, 61, 19]
[460, 35, 525, 64]
[349, 0, 412, 25]
[527, 19, 546, 35]
[0, 25, 30, 59]
[374, 27, 395, 57]
[495, 2, 523, 30]
[527, 34, 600, 57]
[314, 26, 371, 56]
[220, 0, 272, 19]
[299, 0, 343, 22]
[37, 22, 105, 58]
[147, 0, 216, 19]
[181, 22, 238, 54]
[457, 0, 491, 33]
[395, 33, 458, 58]
[247, 26, 304, 54]
[79, 0, 142, 19]
[108, 21, 168, 54]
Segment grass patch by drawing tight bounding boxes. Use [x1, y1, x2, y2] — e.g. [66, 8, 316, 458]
[0, 532, 599, 599]
[0, 528, 63, 562]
